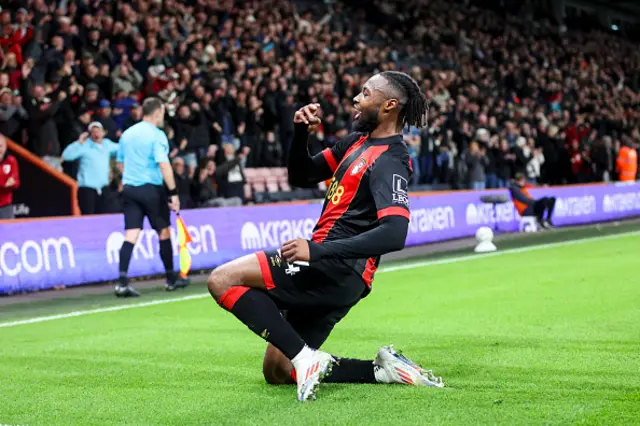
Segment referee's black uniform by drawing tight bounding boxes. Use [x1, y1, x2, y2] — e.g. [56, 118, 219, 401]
[115, 117, 189, 297]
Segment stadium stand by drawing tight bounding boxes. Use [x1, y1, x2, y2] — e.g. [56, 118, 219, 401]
[0, 0, 639, 214]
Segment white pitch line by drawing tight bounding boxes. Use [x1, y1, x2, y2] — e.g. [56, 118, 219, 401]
[0, 294, 209, 328]
[1, 230, 638, 329]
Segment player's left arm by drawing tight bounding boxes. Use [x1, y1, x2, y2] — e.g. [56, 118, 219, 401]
[306, 154, 410, 261]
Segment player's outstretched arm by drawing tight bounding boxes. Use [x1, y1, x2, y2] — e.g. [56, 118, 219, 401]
[308, 154, 412, 261]
[308, 215, 408, 260]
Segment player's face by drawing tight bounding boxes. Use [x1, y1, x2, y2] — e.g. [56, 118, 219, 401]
[352, 82, 382, 134]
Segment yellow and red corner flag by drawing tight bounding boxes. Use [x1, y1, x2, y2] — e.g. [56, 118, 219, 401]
[176, 214, 193, 278]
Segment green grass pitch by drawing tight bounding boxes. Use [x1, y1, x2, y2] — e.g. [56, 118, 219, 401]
[1, 233, 639, 425]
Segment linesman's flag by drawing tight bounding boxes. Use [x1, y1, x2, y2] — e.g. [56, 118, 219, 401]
[176, 214, 193, 278]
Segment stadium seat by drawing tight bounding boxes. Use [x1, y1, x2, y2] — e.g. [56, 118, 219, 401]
[243, 168, 258, 180]
[280, 180, 292, 192]
[265, 175, 279, 192]
[277, 174, 291, 191]
[272, 167, 287, 177]
[252, 182, 266, 193]
[255, 168, 271, 178]
[244, 184, 253, 201]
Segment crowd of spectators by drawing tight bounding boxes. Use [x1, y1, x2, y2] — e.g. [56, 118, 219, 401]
[0, 0, 639, 214]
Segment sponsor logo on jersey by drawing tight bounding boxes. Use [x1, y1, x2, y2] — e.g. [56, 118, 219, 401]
[2, 164, 10, 174]
[285, 264, 301, 276]
[392, 174, 409, 206]
[350, 157, 367, 175]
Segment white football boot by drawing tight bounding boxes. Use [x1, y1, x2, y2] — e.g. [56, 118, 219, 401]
[374, 345, 444, 388]
[291, 348, 335, 401]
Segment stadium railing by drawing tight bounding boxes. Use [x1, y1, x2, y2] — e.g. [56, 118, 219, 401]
[5, 137, 80, 218]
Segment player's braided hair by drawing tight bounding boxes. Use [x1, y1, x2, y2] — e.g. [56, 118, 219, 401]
[380, 71, 429, 129]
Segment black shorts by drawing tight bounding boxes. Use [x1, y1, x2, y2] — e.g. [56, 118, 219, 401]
[122, 184, 170, 231]
[256, 249, 366, 349]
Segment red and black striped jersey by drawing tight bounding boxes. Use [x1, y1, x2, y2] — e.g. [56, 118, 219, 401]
[288, 124, 412, 290]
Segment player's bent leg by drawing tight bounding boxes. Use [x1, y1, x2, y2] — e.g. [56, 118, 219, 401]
[206, 253, 266, 299]
[263, 343, 294, 385]
[207, 253, 335, 401]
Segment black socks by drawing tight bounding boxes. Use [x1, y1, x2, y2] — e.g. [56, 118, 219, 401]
[119, 238, 176, 285]
[220, 287, 306, 360]
[118, 241, 134, 286]
[324, 358, 377, 383]
[159, 238, 176, 283]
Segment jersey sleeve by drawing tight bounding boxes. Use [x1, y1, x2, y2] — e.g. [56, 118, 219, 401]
[368, 153, 411, 221]
[153, 131, 170, 164]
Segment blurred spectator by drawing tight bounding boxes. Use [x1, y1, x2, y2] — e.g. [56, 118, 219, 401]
[403, 126, 421, 186]
[171, 104, 199, 177]
[260, 131, 283, 167]
[435, 143, 454, 185]
[172, 156, 194, 209]
[191, 157, 242, 207]
[0, 87, 27, 141]
[510, 173, 556, 229]
[96, 100, 120, 141]
[123, 103, 143, 131]
[592, 137, 615, 182]
[465, 141, 489, 190]
[111, 60, 143, 98]
[216, 143, 248, 202]
[0, 134, 19, 219]
[61, 122, 119, 215]
[21, 60, 65, 170]
[525, 140, 545, 185]
[0, 0, 638, 200]
[494, 139, 515, 188]
[616, 140, 638, 182]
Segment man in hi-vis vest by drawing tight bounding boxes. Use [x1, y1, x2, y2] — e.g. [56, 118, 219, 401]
[616, 141, 638, 182]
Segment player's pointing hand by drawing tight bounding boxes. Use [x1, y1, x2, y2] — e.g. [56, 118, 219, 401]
[281, 238, 311, 263]
[293, 103, 322, 132]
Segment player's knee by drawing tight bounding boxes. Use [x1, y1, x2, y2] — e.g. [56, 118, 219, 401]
[158, 227, 171, 240]
[124, 229, 140, 244]
[207, 268, 229, 300]
[207, 263, 244, 300]
[262, 363, 293, 385]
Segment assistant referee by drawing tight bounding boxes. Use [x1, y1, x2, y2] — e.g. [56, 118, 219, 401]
[115, 97, 190, 297]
